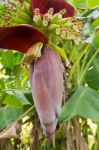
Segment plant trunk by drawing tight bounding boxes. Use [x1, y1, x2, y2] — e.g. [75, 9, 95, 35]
[0, 139, 14, 150]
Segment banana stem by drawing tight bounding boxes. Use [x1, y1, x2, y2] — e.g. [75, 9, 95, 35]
[69, 43, 90, 80]
[80, 49, 90, 74]
[48, 40, 70, 66]
[78, 48, 99, 86]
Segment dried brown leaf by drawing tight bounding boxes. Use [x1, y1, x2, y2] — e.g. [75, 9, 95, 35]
[0, 121, 22, 139]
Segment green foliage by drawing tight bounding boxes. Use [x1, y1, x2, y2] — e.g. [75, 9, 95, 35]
[0, 106, 23, 129]
[1, 51, 23, 68]
[87, 0, 99, 8]
[71, 0, 88, 8]
[0, 49, 30, 129]
[85, 56, 99, 90]
[59, 86, 99, 122]
[70, 0, 99, 8]
[0, 4, 6, 25]
[94, 30, 99, 48]
[2, 90, 33, 108]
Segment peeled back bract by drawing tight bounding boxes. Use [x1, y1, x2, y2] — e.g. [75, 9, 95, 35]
[30, 45, 63, 137]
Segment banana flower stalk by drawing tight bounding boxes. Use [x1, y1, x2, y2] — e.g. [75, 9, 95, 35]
[0, 0, 74, 138]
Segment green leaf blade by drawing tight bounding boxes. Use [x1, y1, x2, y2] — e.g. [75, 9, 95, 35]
[59, 86, 99, 122]
[0, 106, 23, 129]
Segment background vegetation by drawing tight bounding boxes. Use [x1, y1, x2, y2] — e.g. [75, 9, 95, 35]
[0, 0, 99, 149]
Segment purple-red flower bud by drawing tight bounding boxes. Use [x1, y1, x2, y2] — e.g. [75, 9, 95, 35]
[30, 45, 63, 137]
[31, 0, 74, 17]
[0, 25, 48, 53]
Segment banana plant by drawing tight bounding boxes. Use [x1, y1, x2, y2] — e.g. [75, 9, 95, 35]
[0, 0, 99, 149]
[0, 0, 74, 138]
